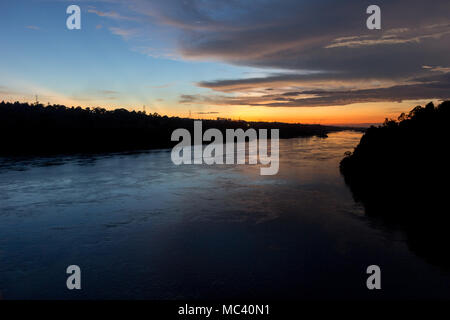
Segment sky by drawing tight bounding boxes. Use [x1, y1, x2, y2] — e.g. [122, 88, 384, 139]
[1, 0, 449, 125]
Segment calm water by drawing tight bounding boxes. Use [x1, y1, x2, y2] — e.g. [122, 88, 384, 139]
[0, 131, 449, 300]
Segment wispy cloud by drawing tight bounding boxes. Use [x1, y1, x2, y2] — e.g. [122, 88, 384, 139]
[147, 83, 175, 89]
[325, 24, 450, 48]
[131, 46, 179, 60]
[98, 90, 118, 95]
[87, 7, 138, 21]
[109, 27, 139, 40]
[196, 111, 219, 115]
[96, 90, 119, 100]
[423, 65, 450, 73]
[25, 25, 40, 30]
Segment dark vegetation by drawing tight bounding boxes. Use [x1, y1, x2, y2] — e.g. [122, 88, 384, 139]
[0, 100, 354, 156]
[340, 101, 450, 269]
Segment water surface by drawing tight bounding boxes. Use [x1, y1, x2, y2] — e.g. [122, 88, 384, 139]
[0, 131, 449, 299]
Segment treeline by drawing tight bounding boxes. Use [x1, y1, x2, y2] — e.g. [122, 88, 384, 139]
[340, 100, 450, 194]
[340, 101, 450, 268]
[0, 101, 348, 156]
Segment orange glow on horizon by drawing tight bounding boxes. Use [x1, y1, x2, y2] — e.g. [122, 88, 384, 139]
[10, 98, 441, 126]
[173, 100, 440, 125]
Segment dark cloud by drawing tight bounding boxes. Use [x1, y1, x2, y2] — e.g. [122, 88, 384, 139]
[180, 74, 450, 107]
[142, 0, 450, 74]
[129, 0, 450, 106]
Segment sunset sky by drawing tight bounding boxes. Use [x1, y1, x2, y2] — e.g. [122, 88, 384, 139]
[1, 0, 449, 125]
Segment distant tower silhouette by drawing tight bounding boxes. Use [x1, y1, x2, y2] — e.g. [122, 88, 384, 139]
[35, 95, 39, 105]
[143, 105, 146, 114]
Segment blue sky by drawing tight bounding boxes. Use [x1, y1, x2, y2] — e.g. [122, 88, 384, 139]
[1, 0, 449, 124]
[0, 0, 258, 117]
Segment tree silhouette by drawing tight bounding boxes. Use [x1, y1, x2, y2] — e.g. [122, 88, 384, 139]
[340, 100, 450, 269]
[0, 100, 350, 156]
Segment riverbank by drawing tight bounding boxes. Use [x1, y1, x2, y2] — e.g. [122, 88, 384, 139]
[340, 101, 450, 268]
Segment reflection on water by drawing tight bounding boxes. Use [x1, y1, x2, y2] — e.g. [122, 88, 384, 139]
[0, 131, 449, 299]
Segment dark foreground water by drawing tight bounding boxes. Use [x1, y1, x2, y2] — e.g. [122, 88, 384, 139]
[0, 131, 449, 300]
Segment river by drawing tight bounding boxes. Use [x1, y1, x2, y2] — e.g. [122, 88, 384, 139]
[0, 131, 449, 299]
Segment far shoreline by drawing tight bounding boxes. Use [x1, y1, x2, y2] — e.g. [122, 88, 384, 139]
[0, 100, 364, 158]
